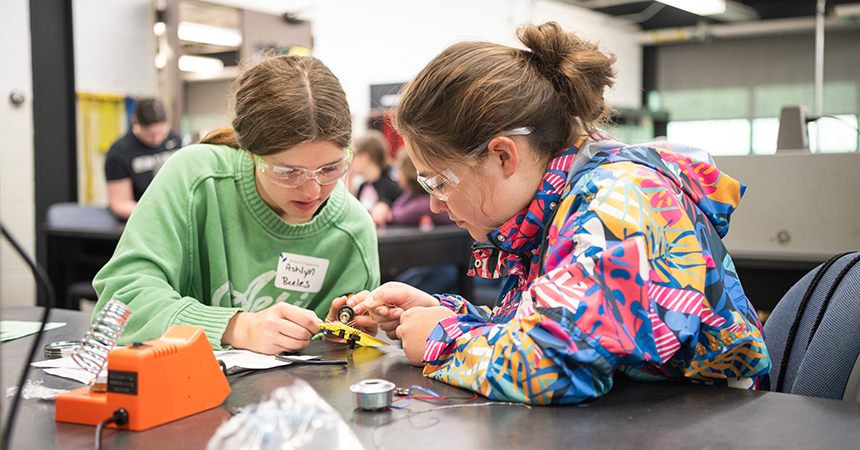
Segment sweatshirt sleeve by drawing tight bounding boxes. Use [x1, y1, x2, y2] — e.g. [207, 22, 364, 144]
[92, 148, 241, 350]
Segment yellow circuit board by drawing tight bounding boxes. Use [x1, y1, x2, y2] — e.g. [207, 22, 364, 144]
[319, 322, 389, 347]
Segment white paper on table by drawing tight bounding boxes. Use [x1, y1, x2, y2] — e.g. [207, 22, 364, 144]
[32, 357, 80, 369]
[0, 321, 67, 342]
[42, 368, 95, 385]
[34, 357, 106, 385]
[36, 351, 295, 383]
[213, 350, 292, 370]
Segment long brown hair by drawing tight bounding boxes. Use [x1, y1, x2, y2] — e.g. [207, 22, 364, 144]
[200, 55, 351, 156]
[394, 21, 616, 169]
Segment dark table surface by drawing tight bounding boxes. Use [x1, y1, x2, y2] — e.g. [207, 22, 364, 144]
[3, 306, 860, 450]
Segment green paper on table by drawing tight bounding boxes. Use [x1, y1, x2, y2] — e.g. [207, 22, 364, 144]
[0, 321, 67, 342]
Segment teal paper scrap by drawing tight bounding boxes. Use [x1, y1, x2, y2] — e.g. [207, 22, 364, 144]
[1, 321, 67, 342]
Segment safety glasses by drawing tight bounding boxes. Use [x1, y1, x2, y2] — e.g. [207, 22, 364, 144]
[255, 147, 353, 188]
[416, 127, 533, 201]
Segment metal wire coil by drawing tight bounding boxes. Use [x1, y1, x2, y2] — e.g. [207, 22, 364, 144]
[72, 299, 131, 375]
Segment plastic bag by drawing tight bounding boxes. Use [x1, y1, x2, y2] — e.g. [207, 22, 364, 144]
[5, 379, 68, 400]
[207, 378, 364, 450]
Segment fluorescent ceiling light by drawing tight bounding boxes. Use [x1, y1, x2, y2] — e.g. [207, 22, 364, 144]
[178, 55, 224, 74]
[178, 21, 243, 47]
[657, 0, 726, 16]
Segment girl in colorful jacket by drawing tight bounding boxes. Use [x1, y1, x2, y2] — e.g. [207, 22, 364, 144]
[92, 55, 380, 354]
[357, 22, 771, 404]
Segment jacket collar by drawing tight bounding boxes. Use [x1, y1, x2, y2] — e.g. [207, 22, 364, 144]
[468, 133, 587, 278]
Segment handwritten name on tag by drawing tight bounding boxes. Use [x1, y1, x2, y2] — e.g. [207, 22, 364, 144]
[274, 253, 330, 293]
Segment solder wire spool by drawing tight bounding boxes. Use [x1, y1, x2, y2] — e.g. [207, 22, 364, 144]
[349, 379, 395, 410]
[72, 299, 132, 376]
[44, 340, 80, 359]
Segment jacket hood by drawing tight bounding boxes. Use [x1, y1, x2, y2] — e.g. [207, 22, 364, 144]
[577, 140, 746, 238]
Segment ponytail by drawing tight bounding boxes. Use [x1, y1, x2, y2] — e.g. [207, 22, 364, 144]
[517, 21, 617, 138]
[199, 127, 240, 148]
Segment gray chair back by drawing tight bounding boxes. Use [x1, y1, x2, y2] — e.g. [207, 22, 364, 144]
[764, 252, 860, 400]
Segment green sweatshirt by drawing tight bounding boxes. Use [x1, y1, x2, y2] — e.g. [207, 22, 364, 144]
[92, 144, 380, 349]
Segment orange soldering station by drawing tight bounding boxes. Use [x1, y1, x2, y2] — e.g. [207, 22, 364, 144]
[55, 325, 231, 431]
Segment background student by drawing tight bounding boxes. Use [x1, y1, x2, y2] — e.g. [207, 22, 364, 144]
[387, 149, 459, 295]
[358, 21, 770, 404]
[92, 55, 380, 354]
[350, 129, 402, 226]
[389, 150, 454, 227]
[104, 97, 182, 220]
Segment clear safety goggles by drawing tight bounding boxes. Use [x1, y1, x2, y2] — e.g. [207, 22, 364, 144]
[416, 127, 533, 201]
[254, 147, 353, 188]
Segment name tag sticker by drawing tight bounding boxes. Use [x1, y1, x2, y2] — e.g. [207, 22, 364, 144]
[275, 253, 330, 292]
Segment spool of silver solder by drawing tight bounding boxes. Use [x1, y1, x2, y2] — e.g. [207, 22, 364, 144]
[44, 340, 80, 359]
[338, 304, 355, 324]
[350, 379, 395, 410]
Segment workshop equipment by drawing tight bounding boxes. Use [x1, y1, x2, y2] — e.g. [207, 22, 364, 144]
[56, 324, 231, 431]
[350, 379, 395, 410]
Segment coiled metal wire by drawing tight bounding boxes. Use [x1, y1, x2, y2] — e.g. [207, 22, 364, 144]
[72, 299, 131, 375]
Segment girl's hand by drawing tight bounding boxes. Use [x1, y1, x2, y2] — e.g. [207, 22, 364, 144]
[323, 292, 379, 341]
[221, 302, 321, 354]
[362, 282, 440, 340]
[397, 306, 455, 366]
[370, 202, 393, 226]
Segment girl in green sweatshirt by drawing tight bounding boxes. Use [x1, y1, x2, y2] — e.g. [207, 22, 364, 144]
[92, 55, 380, 354]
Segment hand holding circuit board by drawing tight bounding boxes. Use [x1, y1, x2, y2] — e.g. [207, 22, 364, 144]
[320, 296, 389, 352]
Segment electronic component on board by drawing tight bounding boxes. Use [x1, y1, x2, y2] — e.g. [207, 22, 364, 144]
[319, 322, 389, 351]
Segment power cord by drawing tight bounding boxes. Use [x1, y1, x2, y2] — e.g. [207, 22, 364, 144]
[95, 408, 129, 450]
[0, 224, 56, 450]
[808, 115, 860, 133]
[391, 385, 479, 409]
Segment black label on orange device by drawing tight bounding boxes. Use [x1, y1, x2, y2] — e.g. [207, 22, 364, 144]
[107, 370, 138, 395]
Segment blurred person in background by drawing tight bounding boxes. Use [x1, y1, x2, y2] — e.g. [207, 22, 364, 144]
[350, 130, 402, 225]
[104, 98, 181, 219]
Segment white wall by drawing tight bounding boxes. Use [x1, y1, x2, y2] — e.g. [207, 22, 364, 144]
[306, 0, 642, 134]
[188, 0, 643, 136]
[0, 0, 36, 306]
[73, 0, 158, 96]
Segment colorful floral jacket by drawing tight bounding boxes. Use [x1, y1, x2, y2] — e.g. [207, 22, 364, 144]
[422, 133, 771, 405]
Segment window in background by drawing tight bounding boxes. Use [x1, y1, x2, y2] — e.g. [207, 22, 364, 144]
[667, 119, 751, 155]
[656, 81, 859, 155]
[753, 82, 857, 119]
[751, 118, 779, 155]
[603, 123, 656, 145]
[659, 87, 750, 156]
[660, 87, 750, 122]
[809, 115, 860, 153]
